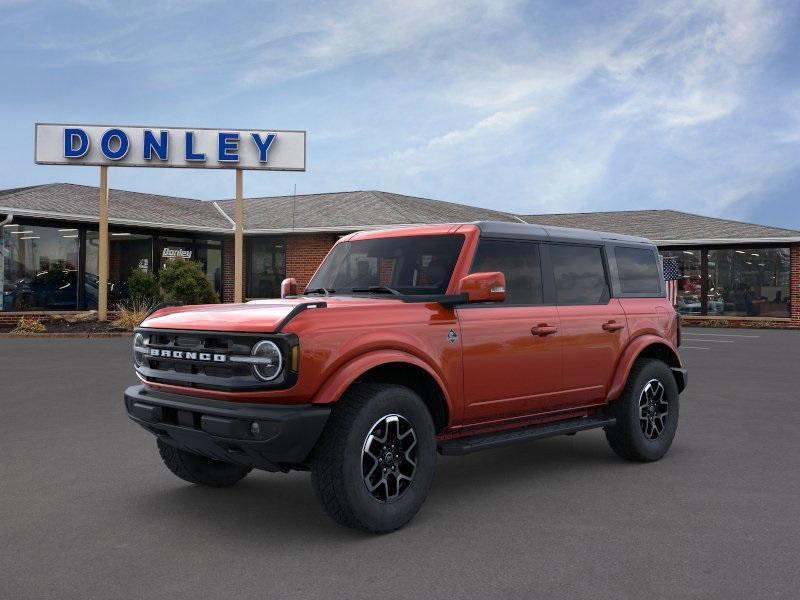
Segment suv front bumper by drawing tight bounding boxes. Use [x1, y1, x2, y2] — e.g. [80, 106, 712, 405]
[124, 385, 330, 471]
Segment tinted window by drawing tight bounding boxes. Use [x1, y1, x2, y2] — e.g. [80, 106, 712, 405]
[308, 235, 464, 295]
[551, 245, 609, 305]
[615, 246, 661, 295]
[470, 239, 542, 305]
[2, 224, 79, 310]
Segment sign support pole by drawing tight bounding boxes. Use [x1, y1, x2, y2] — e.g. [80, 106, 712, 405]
[234, 168, 244, 303]
[98, 166, 109, 321]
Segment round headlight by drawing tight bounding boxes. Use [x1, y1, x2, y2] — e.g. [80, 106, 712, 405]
[251, 340, 283, 381]
[133, 333, 145, 367]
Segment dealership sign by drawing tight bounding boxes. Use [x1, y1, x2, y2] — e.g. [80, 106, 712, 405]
[34, 123, 306, 171]
[162, 247, 192, 260]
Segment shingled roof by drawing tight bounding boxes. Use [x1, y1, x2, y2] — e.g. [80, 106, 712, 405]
[521, 210, 800, 244]
[0, 183, 231, 232]
[1, 183, 798, 243]
[215, 190, 521, 231]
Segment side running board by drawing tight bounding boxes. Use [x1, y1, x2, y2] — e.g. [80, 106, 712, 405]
[437, 415, 616, 456]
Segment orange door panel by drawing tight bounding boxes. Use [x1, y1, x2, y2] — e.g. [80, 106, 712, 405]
[458, 306, 562, 424]
[557, 299, 628, 405]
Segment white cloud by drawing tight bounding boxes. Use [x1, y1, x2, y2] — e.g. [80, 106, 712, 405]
[239, 0, 521, 88]
[380, 106, 536, 175]
[370, 0, 792, 216]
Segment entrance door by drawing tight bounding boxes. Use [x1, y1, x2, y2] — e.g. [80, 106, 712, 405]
[458, 239, 563, 425]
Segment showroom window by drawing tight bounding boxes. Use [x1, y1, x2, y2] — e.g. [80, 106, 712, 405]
[157, 236, 224, 298]
[85, 230, 154, 308]
[659, 249, 703, 315]
[1, 223, 80, 310]
[247, 237, 285, 298]
[707, 247, 790, 318]
[196, 240, 223, 297]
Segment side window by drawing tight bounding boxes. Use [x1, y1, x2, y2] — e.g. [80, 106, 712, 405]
[550, 244, 609, 305]
[470, 239, 542, 305]
[615, 246, 661, 295]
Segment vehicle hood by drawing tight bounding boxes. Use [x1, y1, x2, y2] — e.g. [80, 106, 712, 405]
[139, 296, 405, 333]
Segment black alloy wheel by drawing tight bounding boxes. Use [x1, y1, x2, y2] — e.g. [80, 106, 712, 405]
[361, 414, 418, 502]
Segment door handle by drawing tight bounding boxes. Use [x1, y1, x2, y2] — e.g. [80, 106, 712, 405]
[602, 320, 625, 332]
[531, 324, 558, 336]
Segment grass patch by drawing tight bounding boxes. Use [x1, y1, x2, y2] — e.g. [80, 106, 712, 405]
[11, 316, 46, 334]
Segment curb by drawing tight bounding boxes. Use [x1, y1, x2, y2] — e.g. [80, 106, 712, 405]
[0, 332, 133, 338]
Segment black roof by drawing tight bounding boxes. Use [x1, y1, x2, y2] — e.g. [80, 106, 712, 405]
[475, 221, 652, 245]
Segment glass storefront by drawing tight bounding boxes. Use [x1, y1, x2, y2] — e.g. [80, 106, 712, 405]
[660, 249, 703, 315]
[157, 236, 223, 298]
[707, 248, 790, 318]
[247, 237, 285, 298]
[1, 218, 793, 320]
[85, 230, 154, 308]
[662, 246, 790, 318]
[2, 223, 80, 310]
[196, 240, 223, 297]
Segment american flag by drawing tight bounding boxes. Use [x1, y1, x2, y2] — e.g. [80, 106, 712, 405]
[662, 256, 680, 305]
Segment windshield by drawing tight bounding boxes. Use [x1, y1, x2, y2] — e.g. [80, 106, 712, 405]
[307, 234, 464, 296]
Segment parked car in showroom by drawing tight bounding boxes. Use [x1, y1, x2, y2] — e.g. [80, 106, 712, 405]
[3, 268, 77, 310]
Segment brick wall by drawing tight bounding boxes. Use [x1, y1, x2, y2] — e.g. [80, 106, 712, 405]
[222, 237, 235, 303]
[285, 233, 338, 291]
[791, 243, 800, 324]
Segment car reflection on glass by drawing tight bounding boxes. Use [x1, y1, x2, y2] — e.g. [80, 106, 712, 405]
[677, 294, 725, 315]
[3, 269, 78, 310]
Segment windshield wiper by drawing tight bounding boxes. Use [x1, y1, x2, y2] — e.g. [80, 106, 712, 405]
[351, 285, 401, 295]
[304, 287, 334, 296]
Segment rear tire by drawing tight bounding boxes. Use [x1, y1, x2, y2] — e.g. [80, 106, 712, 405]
[157, 439, 252, 487]
[605, 359, 679, 462]
[310, 383, 437, 534]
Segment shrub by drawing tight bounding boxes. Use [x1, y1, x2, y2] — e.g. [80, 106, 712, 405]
[158, 259, 219, 305]
[11, 316, 46, 334]
[113, 300, 156, 331]
[127, 269, 161, 305]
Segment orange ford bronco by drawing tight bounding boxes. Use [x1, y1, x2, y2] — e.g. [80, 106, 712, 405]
[125, 221, 686, 533]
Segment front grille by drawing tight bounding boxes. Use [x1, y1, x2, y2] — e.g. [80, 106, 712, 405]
[135, 328, 297, 392]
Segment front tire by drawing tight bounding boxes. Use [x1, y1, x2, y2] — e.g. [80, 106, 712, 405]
[310, 383, 437, 534]
[604, 359, 679, 462]
[157, 439, 252, 487]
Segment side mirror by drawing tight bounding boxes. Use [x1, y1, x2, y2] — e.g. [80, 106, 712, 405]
[280, 277, 298, 298]
[458, 272, 506, 303]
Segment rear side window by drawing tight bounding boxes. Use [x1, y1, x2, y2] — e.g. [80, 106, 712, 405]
[470, 239, 543, 305]
[550, 245, 609, 305]
[614, 246, 661, 295]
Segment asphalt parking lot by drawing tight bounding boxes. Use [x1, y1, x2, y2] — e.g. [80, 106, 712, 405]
[2, 328, 799, 599]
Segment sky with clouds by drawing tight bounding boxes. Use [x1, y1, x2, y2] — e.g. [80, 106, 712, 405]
[1, 0, 799, 228]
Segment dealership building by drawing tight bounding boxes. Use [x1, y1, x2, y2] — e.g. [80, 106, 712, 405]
[1, 182, 798, 328]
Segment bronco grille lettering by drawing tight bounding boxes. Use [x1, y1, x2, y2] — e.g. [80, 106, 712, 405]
[149, 348, 227, 363]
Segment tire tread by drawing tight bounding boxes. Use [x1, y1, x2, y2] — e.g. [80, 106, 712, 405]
[157, 440, 251, 487]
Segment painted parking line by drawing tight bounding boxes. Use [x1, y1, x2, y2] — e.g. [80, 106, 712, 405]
[681, 338, 734, 343]
[682, 332, 760, 338]
[681, 346, 710, 350]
